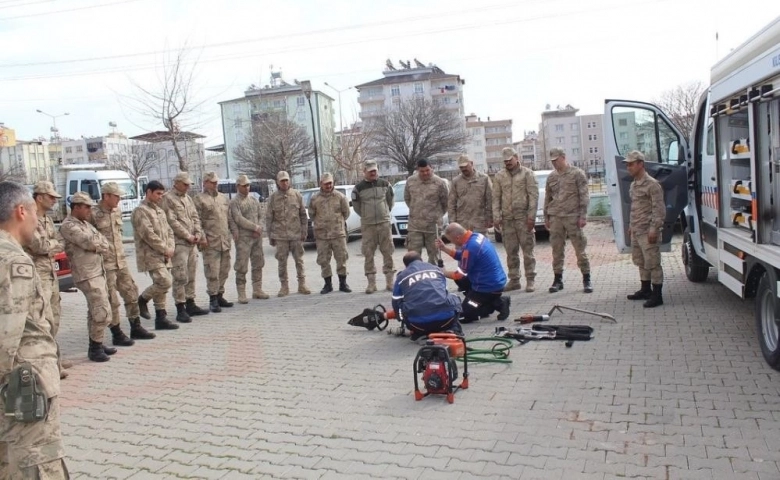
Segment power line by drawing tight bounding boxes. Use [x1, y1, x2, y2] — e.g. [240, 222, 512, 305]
[0, 0, 142, 20]
[0, 0, 58, 11]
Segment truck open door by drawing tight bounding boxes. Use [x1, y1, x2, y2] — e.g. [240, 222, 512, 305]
[603, 100, 689, 254]
[138, 176, 148, 199]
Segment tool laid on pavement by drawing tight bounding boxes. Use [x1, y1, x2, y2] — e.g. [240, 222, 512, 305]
[514, 314, 550, 324]
[547, 304, 617, 324]
[347, 304, 389, 331]
[413, 334, 468, 404]
[495, 324, 594, 347]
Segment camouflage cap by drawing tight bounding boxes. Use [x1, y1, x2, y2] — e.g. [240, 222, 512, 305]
[623, 150, 645, 163]
[33, 180, 62, 198]
[236, 174, 251, 185]
[501, 147, 518, 160]
[203, 171, 219, 183]
[549, 148, 566, 161]
[70, 191, 95, 206]
[101, 182, 125, 196]
[364, 160, 378, 172]
[320, 172, 334, 183]
[277, 171, 290, 181]
[457, 155, 471, 167]
[173, 172, 193, 185]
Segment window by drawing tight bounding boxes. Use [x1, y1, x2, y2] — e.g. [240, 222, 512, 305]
[76, 145, 83, 152]
[618, 118, 628, 127]
[234, 119, 244, 129]
[475, 152, 484, 160]
[571, 123, 579, 131]
[65, 147, 72, 153]
[414, 83, 423, 94]
[571, 136, 579, 144]
[588, 147, 600, 154]
[555, 125, 564, 132]
[392, 97, 400, 106]
[571, 148, 580, 156]
[619, 132, 628, 139]
[588, 134, 598, 141]
[297, 96, 305, 106]
[555, 137, 565, 144]
[233, 104, 241, 116]
[472, 127, 482, 135]
[473, 139, 482, 146]
[391, 85, 400, 97]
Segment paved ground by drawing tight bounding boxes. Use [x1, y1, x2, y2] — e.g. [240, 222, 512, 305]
[54, 222, 780, 479]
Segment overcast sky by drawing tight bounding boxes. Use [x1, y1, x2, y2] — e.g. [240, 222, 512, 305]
[1, 0, 779, 147]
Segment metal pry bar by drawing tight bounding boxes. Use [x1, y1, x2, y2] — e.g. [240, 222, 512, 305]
[547, 304, 617, 324]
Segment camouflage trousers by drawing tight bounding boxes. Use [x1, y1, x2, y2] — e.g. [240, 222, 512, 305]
[632, 233, 663, 284]
[202, 247, 231, 295]
[548, 215, 590, 275]
[316, 237, 348, 278]
[234, 236, 264, 289]
[0, 396, 69, 480]
[171, 244, 197, 304]
[141, 267, 173, 311]
[105, 267, 141, 326]
[502, 220, 536, 282]
[38, 272, 61, 337]
[361, 222, 394, 276]
[407, 231, 440, 265]
[275, 240, 304, 282]
[75, 276, 111, 343]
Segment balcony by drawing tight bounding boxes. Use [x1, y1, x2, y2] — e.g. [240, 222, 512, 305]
[359, 110, 384, 119]
[431, 85, 458, 96]
[358, 94, 385, 104]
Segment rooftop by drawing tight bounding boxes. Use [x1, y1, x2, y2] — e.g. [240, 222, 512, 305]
[129, 131, 206, 143]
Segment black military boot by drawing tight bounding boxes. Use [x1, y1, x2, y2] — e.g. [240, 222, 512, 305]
[209, 295, 221, 313]
[583, 273, 593, 293]
[217, 293, 233, 308]
[496, 296, 511, 321]
[549, 274, 564, 293]
[88, 340, 111, 362]
[321, 276, 333, 294]
[138, 294, 151, 320]
[338, 275, 352, 293]
[176, 303, 192, 323]
[155, 309, 179, 330]
[110, 325, 135, 346]
[103, 345, 117, 355]
[129, 317, 156, 339]
[185, 298, 209, 316]
[643, 284, 664, 308]
[627, 281, 652, 300]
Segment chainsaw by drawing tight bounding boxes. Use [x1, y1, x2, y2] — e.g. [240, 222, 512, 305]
[413, 334, 468, 404]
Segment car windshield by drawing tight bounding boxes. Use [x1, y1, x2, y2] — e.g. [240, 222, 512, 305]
[535, 174, 549, 189]
[100, 179, 137, 199]
[393, 183, 405, 201]
[301, 190, 316, 206]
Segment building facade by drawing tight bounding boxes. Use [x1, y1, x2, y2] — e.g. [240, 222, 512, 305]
[514, 130, 542, 170]
[219, 75, 335, 187]
[465, 114, 513, 173]
[538, 105, 605, 175]
[0, 139, 50, 183]
[129, 131, 206, 189]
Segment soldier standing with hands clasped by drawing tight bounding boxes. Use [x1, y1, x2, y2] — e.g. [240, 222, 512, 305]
[448, 155, 493, 235]
[309, 172, 352, 294]
[228, 174, 268, 303]
[266, 171, 310, 297]
[404, 158, 448, 265]
[195, 172, 235, 311]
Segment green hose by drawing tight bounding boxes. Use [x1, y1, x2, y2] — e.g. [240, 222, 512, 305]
[459, 337, 514, 363]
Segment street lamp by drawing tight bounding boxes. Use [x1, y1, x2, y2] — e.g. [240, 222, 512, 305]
[300, 80, 320, 182]
[36, 109, 69, 139]
[323, 82, 352, 135]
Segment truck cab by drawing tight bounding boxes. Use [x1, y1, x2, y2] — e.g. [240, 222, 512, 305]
[63, 170, 146, 218]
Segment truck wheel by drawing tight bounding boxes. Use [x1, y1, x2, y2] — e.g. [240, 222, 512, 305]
[682, 227, 709, 282]
[755, 274, 780, 371]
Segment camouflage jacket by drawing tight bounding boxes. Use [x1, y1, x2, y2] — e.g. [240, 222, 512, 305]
[228, 193, 264, 239]
[448, 171, 493, 233]
[132, 200, 174, 272]
[404, 174, 448, 233]
[352, 178, 393, 225]
[544, 166, 589, 218]
[89, 202, 127, 271]
[0, 230, 59, 398]
[60, 215, 108, 283]
[266, 189, 307, 241]
[629, 172, 665, 236]
[492, 166, 539, 223]
[309, 189, 350, 239]
[162, 189, 202, 246]
[23, 215, 63, 281]
[194, 191, 231, 251]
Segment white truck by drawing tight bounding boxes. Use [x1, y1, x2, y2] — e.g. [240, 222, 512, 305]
[603, 16, 780, 370]
[50, 164, 146, 221]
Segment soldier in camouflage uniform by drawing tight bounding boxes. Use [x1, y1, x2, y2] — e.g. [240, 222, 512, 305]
[448, 155, 493, 234]
[0, 181, 69, 480]
[404, 159, 448, 265]
[133, 181, 179, 331]
[352, 160, 395, 293]
[228, 175, 268, 303]
[266, 171, 309, 297]
[61, 192, 128, 362]
[309, 173, 351, 294]
[544, 148, 593, 294]
[162, 172, 208, 323]
[89, 182, 156, 342]
[194, 172, 234, 312]
[24, 181, 70, 379]
[493, 147, 538, 292]
[625, 151, 666, 308]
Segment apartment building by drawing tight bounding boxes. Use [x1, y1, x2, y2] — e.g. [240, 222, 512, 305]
[0, 139, 50, 183]
[356, 60, 466, 175]
[538, 105, 605, 175]
[219, 73, 335, 186]
[129, 131, 206, 188]
[464, 114, 512, 173]
[513, 130, 542, 170]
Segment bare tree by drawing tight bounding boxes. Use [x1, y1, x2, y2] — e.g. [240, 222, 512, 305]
[368, 97, 468, 174]
[234, 116, 314, 180]
[654, 81, 706, 140]
[328, 121, 376, 184]
[105, 142, 160, 184]
[0, 163, 26, 183]
[123, 46, 208, 172]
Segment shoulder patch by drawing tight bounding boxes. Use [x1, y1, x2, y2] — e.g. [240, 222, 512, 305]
[11, 263, 33, 279]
